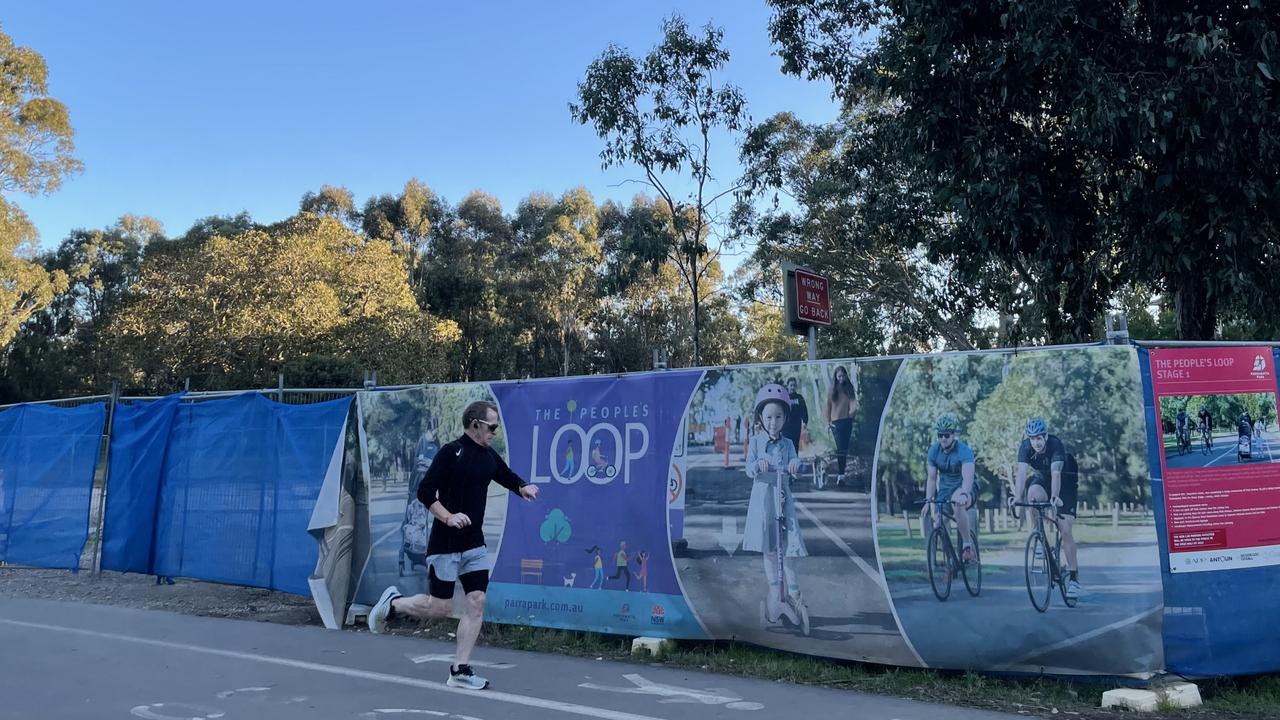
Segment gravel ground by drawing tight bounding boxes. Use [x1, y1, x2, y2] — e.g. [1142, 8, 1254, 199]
[0, 567, 322, 625]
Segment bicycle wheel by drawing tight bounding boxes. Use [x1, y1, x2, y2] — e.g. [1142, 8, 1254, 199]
[927, 525, 952, 601]
[1024, 532, 1052, 612]
[961, 528, 982, 597]
[1056, 532, 1078, 608]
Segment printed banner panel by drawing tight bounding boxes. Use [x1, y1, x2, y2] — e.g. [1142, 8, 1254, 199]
[1148, 346, 1280, 573]
[873, 347, 1162, 675]
[342, 348, 1164, 675]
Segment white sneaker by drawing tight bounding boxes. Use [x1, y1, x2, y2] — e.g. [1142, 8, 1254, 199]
[1065, 579, 1081, 600]
[447, 663, 490, 690]
[367, 585, 400, 634]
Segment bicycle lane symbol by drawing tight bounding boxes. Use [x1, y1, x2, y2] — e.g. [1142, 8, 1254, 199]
[579, 673, 764, 710]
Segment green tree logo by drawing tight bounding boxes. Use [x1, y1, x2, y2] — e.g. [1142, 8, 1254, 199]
[539, 508, 572, 543]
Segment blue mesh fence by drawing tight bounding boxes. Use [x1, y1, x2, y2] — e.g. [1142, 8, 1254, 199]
[143, 393, 349, 593]
[0, 402, 106, 569]
[101, 393, 184, 574]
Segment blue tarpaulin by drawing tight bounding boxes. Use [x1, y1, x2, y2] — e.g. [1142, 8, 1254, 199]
[0, 402, 106, 569]
[146, 393, 349, 594]
[101, 393, 183, 573]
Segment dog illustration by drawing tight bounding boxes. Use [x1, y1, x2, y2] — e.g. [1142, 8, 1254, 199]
[563, 573, 577, 587]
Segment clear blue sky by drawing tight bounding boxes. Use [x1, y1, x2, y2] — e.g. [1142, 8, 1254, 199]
[4, 2, 836, 266]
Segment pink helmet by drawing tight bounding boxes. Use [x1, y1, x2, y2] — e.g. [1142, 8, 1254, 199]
[754, 383, 791, 419]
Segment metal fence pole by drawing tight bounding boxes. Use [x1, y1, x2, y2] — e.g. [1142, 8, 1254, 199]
[90, 382, 120, 574]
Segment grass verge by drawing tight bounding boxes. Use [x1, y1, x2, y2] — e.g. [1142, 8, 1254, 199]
[391, 619, 1278, 720]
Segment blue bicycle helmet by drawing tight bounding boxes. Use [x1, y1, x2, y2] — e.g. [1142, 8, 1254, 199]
[1025, 418, 1048, 436]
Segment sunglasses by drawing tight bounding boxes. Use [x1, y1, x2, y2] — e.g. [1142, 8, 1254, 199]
[937, 432, 954, 439]
[474, 421, 500, 433]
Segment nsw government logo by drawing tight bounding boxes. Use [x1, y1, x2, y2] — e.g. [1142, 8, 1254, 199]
[650, 604, 666, 625]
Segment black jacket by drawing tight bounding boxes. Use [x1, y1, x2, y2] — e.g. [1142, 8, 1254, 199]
[416, 433, 527, 555]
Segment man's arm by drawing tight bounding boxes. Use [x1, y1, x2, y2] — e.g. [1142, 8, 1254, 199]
[961, 461, 975, 499]
[418, 449, 467, 526]
[492, 451, 528, 494]
[1013, 461, 1028, 502]
[416, 448, 452, 509]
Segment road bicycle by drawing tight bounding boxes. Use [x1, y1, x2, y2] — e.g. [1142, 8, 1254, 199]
[924, 498, 981, 601]
[1175, 426, 1192, 455]
[1014, 501, 1078, 612]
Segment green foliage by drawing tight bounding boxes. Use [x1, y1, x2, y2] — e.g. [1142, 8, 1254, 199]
[572, 14, 750, 364]
[0, 25, 81, 358]
[0, 26, 83, 194]
[766, 0, 1280, 341]
[0, 200, 67, 350]
[880, 347, 1149, 506]
[105, 213, 459, 392]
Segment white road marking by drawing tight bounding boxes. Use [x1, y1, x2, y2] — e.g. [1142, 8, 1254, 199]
[994, 605, 1162, 670]
[407, 653, 514, 669]
[579, 673, 763, 710]
[214, 687, 271, 699]
[130, 703, 225, 720]
[796, 501, 886, 590]
[0, 618, 668, 720]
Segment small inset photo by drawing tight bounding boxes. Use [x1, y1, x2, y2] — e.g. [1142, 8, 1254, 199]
[1158, 393, 1276, 469]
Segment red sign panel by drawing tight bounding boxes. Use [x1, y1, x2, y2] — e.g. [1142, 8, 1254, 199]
[793, 269, 831, 326]
[1149, 346, 1280, 573]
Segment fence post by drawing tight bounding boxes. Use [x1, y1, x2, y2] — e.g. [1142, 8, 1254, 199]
[1112, 502, 1121, 528]
[903, 510, 913, 539]
[277, 372, 285, 403]
[90, 382, 121, 574]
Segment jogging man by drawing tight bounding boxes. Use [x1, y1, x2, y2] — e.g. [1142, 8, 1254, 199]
[922, 414, 977, 563]
[367, 400, 538, 690]
[1010, 418, 1081, 600]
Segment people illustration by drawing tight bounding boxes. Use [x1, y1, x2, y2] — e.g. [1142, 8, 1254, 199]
[560, 440, 576, 477]
[586, 545, 604, 589]
[634, 549, 649, 592]
[609, 540, 632, 591]
[743, 382, 810, 634]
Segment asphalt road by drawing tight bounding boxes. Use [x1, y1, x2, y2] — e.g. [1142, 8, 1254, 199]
[0, 598, 1023, 720]
[887, 540, 1164, 675]
[1162, 429, 1277, 469]
[678, 444, 920, 667]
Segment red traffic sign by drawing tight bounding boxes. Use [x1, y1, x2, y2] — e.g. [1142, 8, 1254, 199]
[792, 268, 832, 326]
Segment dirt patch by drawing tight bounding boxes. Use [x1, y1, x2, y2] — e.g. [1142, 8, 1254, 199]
[0, 567, 321, 625]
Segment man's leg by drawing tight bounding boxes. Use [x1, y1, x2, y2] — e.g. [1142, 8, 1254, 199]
[950, 490, 973, 561]
[1060, 513, 1081, 598]
[368, 567, 454, 634]
[391, 593, 452, 621]
[454, 590, 486, 666]
[1059, 514, 1078, 571]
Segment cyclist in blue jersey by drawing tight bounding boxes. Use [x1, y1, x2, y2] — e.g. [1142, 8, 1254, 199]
[922, 414, 977, 563]
[1010, 418, 1081, 600]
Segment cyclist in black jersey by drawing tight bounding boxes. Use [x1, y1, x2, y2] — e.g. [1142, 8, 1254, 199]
[1197, 407, 1213, 449]
[1009, 418, 1081, 600]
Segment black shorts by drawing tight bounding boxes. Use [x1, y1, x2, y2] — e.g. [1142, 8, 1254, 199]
[1030, 456, 1079, 518]
[428, 565, 489, 598]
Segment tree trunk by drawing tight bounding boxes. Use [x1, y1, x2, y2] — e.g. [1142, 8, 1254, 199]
[1174, 274, 1216, 340]
[690, 250, 701, 367]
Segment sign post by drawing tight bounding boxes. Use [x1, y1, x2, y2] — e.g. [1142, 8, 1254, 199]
[782, 262, 832, 360]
